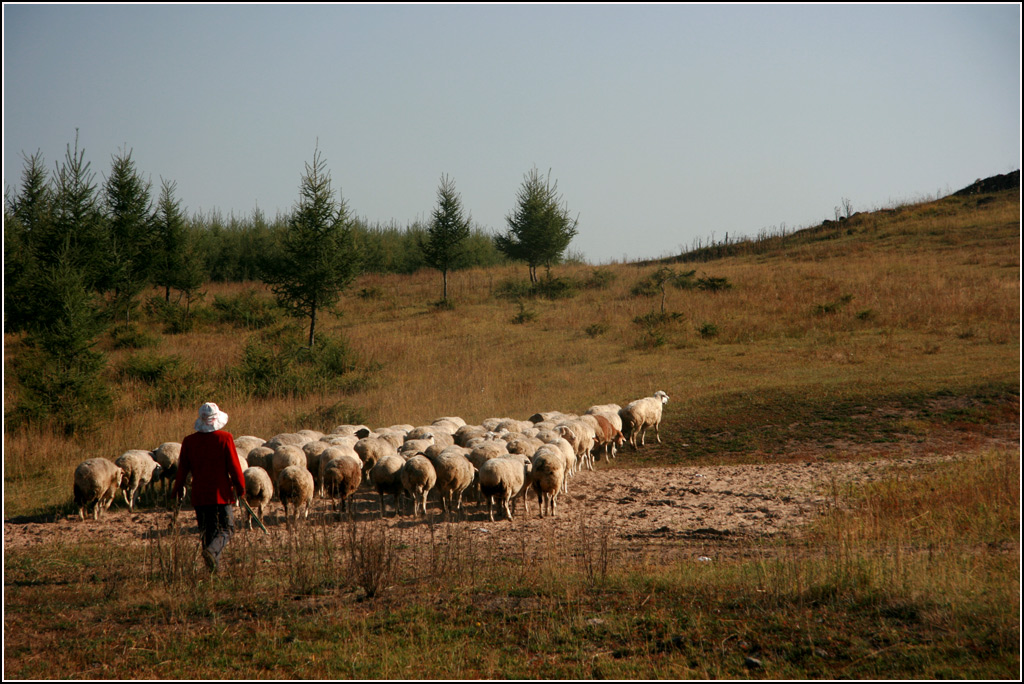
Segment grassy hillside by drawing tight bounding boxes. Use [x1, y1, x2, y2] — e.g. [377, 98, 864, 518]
[4, 186, 1020, 516]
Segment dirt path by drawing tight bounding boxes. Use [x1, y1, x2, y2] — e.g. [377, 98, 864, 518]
[2, 448, 1003, 559]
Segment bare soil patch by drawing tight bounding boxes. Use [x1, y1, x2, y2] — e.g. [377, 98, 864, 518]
[5, 416, 1017, 560]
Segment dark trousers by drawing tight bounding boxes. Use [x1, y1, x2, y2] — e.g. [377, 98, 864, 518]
[194, 504, 234, 565]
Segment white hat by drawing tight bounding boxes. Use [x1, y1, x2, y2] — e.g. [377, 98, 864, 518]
[195, 402, 229, 433]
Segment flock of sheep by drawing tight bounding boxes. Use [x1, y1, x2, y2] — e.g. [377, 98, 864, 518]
[72, 391, 671, 528]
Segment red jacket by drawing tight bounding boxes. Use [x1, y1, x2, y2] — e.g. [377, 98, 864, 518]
[173, 430, 246, 506]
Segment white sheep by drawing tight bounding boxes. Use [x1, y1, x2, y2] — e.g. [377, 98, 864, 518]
[302, 440, 333, 496]
[400, 454, 437, 517]
[114, 450, 163, 513]
[425, 446, 476, 516]
[150, 441, 182, 495]
[232, 435, 266, 459]
[354, 436, 399, 481]
[73, 458, 123, 520]
[317, 445, 361, 498]
[556, 419, 597, 471]
[277, 464, 314, 526]
[478, 455, 533, 522]
[531, 445, 566, 517]
[620, 390, 670, 449]
[322, 456, 363, 516]
[265, 432, 312, 451]
[369, 454, 406, 518]
[271, 444, 308, 486]
[242, 466, 274, 530]
[246, 445, 274, 473]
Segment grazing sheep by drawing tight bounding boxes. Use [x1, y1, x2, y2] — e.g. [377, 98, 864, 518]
[369, 454, 406, 518]
[302, 441, 333, 496]
[425, 446, 476, 515]
[277, 465, 315, 526]
[73, 458, 123, 520]
[620, 391, 670, 449]
[586, 404, 624, 430]
[592, 414, 626, 462]
[478, 455, 533, 522]
[557, 419, 597, 471]
[246, 445, 274, 473]
[355, 436, 399, 481]
[242, 466, 274, 529]
[329, 424, 373, 439]
[151, 441, 182, 493]
[265, 432, 311, 451]
[271, 444, 308, 486]
[317, 445, 361, 497]
[454, 424, 488, 447]
[399, 436, 436, 459]
[400, 454, 437, 517]
[372, 428, 407, 450]
[506, 435, 544, 459]
[114, 450, 163, 513]
[536, 434, 577, 490]
[296, 428, 325, 442]
[322, 456, 363, 516]
[531, 445, 566, 517]
[232, 435, 266, 459]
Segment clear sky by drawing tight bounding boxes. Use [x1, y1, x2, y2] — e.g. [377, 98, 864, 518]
[3, 3, 1020, 264]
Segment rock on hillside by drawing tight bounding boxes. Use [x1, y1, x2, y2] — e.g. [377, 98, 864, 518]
[953, 170, 1020, 196]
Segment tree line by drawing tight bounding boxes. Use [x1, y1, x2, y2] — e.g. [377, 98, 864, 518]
[3, 135, 580, 433]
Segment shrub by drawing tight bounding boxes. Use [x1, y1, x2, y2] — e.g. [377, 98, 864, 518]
[357, 286, 384, 300]
[814, 294, 855, 316]
[212, 290, 281, 329]
[697, 322, 720, 339]
[583, 268, 617, 290]
[696, 276, 732, 291]
[585, 322, 610, 338]
[120, 352, 181, 384]
[511, 301, 537, 324]
[109, 323, 160, 350]
[494, 275, 579, 301]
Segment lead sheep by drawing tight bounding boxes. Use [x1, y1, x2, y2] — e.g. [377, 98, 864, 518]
[620, 390, 670, 449]
[73, 458, 123, 520]
[114, 450, 163, 512]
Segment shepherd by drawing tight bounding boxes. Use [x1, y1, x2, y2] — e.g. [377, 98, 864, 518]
[172, 402, 246, 574]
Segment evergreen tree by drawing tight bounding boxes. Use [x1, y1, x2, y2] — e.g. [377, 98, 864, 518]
[4, 150, 53, 331]
[47, 131, 111, 293]
[495, 167, 579, 283]
[259, 146, 360, 348]
[103, 148, 155, 323]
[12, 240, 112, 435]
[421, 174, 471, 303]
[152, 178, 191, 302]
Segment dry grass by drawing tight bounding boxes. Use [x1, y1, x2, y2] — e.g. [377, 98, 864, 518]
[3, 190, 1019, 521]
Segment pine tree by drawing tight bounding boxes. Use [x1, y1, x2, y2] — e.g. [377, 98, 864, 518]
[495, 167, 579, 283]
[259, 146, 360, 348]
[47, 131, 111, 293]
[421, 174, 471, 303]
[103, 148, 155, 324]
[13, 240, 112, 435]
[152, 178, 190, 302]
[4, 150, 53, 331]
